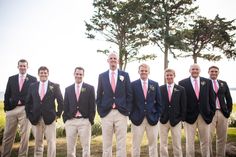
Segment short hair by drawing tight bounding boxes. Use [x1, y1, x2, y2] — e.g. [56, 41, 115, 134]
[38, 66, 49, 74]
[189, 64, 201, 71]
[74, 67, 84, 74]
[18, 59, 28, 65]
[164, 68, 175, 76]
[138, 63, 150, 71]
[208, 65, 219, 71]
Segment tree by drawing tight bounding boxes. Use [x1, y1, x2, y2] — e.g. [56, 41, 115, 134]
[143, 0, 198, 70]
[175, 15, 236, 63]
[85, 0, 156, 70]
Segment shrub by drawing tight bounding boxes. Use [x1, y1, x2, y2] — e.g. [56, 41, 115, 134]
[229, 112, 236, 127]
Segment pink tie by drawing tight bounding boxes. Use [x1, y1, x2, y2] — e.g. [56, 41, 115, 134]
[76, 85, 80, 101]
[194, 79, 199, 99]
[40, 83, 45, 101]
[168, 85, 172, 102]
[19, 75, 24, 91]
[143, 81, 147, 99]
[111, 72, 116, 109]
[75, 85, 82, 117]
[111, 72, 116, 92]
[213, 80, 220, 109]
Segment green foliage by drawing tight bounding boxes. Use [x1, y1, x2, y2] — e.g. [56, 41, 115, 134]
[176, 15, 236, 63]
[143, 0, 198, 69]
[85, 0, 156, 70]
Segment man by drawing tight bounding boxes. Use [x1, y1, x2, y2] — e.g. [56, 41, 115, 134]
[96, 52, 132, 157]
[179, 64, 215, 157]
[1, 59, 37, 157]
[129, 63, 162, 157]
[159, 68, 186, 157]
[25, 66, 63, 157]
[63, 67, 96, 157]
[208, 66, 232, 157]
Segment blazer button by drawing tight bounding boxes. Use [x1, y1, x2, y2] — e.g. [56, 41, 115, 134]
[145, 102, 147, 105]
[113, 97, 115, 99]
[169, 105, 171, 108]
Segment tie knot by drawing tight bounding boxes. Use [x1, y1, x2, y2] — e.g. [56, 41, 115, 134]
[143, 81, 146, 85]
[111, 71, 115, 75]
[168, 85, 171, 88]
[20, 75, 24, 79]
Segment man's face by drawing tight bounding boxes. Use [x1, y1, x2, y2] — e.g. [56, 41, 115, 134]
[38, 70, 49, 82]
[18, 62, 28, 75]
[107, 53, 118, 70]
[165, 71, 175, 84]
[139, 66, 149, 81]
[208, 68, 219, 80]
[74, 69, 84, 84]
[190, 65, 200, 78]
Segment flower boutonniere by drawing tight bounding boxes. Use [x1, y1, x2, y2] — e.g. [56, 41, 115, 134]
[173, 88, 179, 92]
[119, 75, 124, 81]
[220, 82, 224, 87]
[49, 85, 54, 91]
[149, 85, 155, 91]
[81, 88, 86, 93]
[201, 81, 206, 86]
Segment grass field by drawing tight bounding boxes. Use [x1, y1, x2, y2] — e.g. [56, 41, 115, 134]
[0, 101, 236, 156]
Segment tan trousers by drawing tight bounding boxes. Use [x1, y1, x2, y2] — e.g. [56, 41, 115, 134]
[184, 115, 210, 157]
[33, 118, 56, 157]
[1, 106, 30, 157]
[65, 118, 91, 157]
[101, 110, 127, 157]
[210, 110, 228, 157]
[131, 118, 158, 157]
[159, 121, 183, 157]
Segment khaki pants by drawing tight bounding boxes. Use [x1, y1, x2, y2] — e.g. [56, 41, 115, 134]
[159, 121, 182, 157]
[33, 118, 56, 157]
[101, 110, 127, 157]
[210, 110, 228, 157]
[65, 118, 91, 157]
[184, 115, 210, 157]
[1, 106, 30, 157]
[131, 118, 158, 157]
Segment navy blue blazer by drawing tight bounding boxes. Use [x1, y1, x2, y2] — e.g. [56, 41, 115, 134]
[25, 81, 64, 125]
[4, 74, 37, 111]
[160, 84, 187, 126]
[179, 77, 215, 124]
[96, 70, 132, 118]
[214, 80, 232, 118]
[63, 83, 96, 124]
[129, 79, 162, 126]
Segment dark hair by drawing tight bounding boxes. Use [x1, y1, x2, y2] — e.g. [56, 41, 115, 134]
[18, 59, 28, 65]
[74, 67, 84, 74]
[38, 66, 49, 74]
[208, 65, 219, 71]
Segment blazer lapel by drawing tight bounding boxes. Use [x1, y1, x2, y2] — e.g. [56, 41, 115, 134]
[105, 71, 114, 93]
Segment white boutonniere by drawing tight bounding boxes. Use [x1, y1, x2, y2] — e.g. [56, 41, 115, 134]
[119, 75, 124, 81]
[220, 82, 224, 87]
[25, 77, 29, 81]
[81, 88, 86, 93]
[49, 85, 54, 91]
[173, 88, 179, 92]
[149, 85, 155, 91]
[201, 81, 206, 86]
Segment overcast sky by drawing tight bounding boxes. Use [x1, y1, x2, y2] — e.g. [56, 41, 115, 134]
[0, 0, 236, 95]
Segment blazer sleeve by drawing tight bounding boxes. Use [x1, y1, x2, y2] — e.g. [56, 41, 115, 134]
[3, 77, 12, 111]
[180, 87, 187, 121]
[62, 88, 70, 123]
[96, 74, 102, 109]
[125, 73, 132, 113]
[224, 82, 233, 114]
[88, 86, 96, 125]
[55, 84, 64, 117]
[155, 82, 162, 114]
[25, 84, 33, 118]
